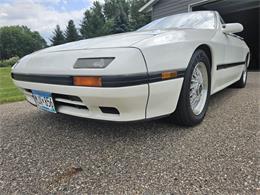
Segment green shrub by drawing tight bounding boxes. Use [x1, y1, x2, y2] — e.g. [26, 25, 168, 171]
[0, 56, 20, 67]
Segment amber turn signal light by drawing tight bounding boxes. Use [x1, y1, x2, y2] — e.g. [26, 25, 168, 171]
[73, 76, 102, 87]
[161, 71, 178, 80]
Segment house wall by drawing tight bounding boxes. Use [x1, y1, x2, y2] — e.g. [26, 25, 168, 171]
[152, 0, 201, 19]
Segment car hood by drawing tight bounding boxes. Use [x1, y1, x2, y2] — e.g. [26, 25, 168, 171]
[37, 31, 164, 53]
[36, 29, 216, 54]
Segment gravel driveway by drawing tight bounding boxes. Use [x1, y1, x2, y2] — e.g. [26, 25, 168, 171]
[0, 72, 259, 194]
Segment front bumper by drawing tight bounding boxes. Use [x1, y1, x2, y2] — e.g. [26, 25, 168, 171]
[13, 77, 184, 122]
[13, 80, 149, 121]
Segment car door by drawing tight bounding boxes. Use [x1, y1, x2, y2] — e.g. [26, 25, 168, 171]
[223, 33, 245, 81]
[215, 16, 245, 89]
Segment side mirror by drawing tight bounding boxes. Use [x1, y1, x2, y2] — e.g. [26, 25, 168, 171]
[222, 23, 243, 34]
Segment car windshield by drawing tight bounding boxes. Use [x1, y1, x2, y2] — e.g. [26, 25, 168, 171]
[138, 11, 215, 31]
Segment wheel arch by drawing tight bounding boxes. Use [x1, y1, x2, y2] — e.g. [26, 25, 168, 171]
[195, 44, 212, 71]
[172, 44, 212, 126]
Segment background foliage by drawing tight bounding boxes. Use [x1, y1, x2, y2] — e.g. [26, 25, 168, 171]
[0, 56, 20, 67]
[50, 25, 66, 46]
[0, 26, 46, 60]
[52, 0, 151, 45]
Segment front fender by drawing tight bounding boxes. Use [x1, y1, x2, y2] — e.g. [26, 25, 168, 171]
[136, 41, 199, 73]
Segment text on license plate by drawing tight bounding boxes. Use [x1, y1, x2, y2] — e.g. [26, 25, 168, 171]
[32, 90, 56, 113]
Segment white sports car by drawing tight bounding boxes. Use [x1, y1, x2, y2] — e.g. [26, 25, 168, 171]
[12, 11, 250, 126]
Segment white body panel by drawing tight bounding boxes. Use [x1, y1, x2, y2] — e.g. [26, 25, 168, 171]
[134, 29, 216, 72]
[37, 31, 158, 52]
[12, 11, 250, 122]
[12, 48, 148, 76]
[134, 28, 249, 95]
[211, 31, 247, 93]
[14, 80, 149, 121]
[147, 78, 183, 118]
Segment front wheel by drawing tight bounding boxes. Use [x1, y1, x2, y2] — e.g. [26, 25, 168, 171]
[170, 49, 211, 126]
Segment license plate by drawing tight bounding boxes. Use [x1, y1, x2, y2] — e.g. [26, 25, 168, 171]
[32, 90, 56, 113]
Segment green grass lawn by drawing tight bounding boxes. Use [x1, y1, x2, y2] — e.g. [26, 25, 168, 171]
[0, 67, 25, 104]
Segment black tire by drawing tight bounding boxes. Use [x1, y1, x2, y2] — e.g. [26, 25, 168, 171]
[170, 49, 211, 126]
[232, 64, 248, 88]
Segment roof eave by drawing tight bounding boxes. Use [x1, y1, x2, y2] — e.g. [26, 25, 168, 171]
[139, 0, 160, 13]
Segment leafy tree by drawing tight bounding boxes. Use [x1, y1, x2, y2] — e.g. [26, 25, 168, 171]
[129, 0, 151, 30]
[104, 0, 129, 21]
[50, 25, 65, 46]
[79, 0, 151, 38]
[65, 20, 80, 42]
[0, 26, 46, 60]
[111, 3, 129, 33]
[103, 0, 130, 33]
[102, 19, 115, 35]
[80, 1, 106, 38]
[103, 0, 116, 20]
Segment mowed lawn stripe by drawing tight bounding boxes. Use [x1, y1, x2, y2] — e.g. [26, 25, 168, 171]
[0, 67, 25, 104]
